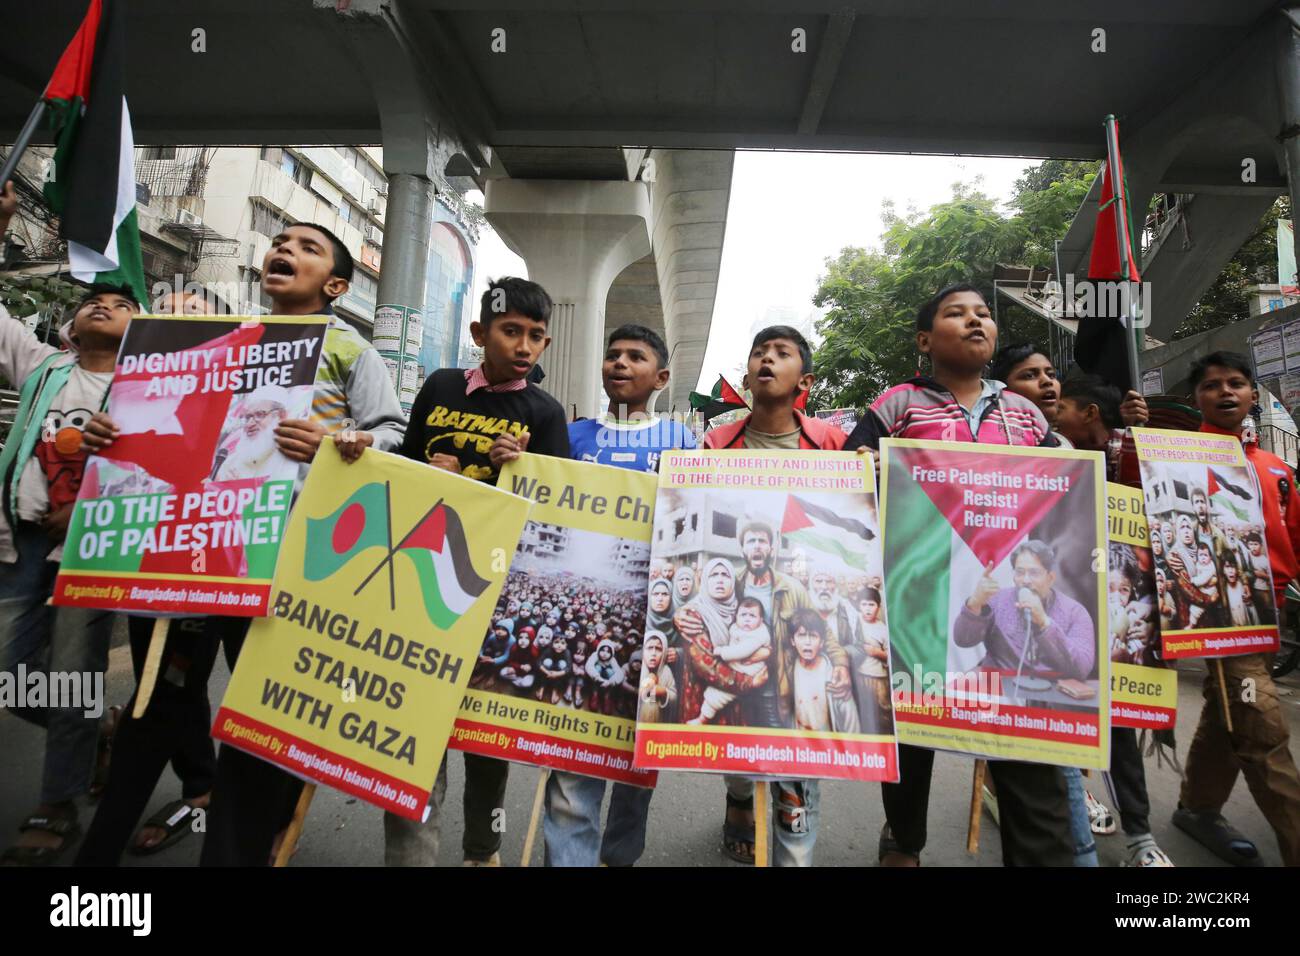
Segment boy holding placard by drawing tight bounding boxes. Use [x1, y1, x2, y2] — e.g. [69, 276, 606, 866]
[542, 323, 695, 868]
[0, 284, 138, 865]
[844, 283, 1074, 867]
[1053, 374, 1174, 867]
[1171, 351, 1300, 867]
[77, 223, 405, 867]
[388, 276, 567, 867]
[696, 325, 850, 867]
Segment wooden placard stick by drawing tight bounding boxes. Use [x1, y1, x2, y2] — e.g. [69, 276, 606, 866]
[966, 759, 987, 854]
[1215, 659, 1234, 733]
[753, 781, 769, 867]
[520, 769, 549, 867]
[131, 618, 170, 719]
[273, 783, 316, 867]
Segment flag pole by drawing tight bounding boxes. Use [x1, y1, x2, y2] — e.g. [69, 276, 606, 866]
[1103, 114, 1142, 393]
[0, 101, 48, 194]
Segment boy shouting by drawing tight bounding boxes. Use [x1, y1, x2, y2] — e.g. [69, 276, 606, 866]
[1172, 351, 1300, 867]
[844, 283, 1074, 867]
[694, 325, 851, 866]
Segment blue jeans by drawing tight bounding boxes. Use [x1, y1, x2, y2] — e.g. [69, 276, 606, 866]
[1062, 766, 1098, 867]
[0, 523, 114, 804]
[726, 775, 821, 867]
[543, 771, 654, 866]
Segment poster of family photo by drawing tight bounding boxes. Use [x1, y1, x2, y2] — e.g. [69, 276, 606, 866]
[1131, 427, 1281, 659]
[633, 450, 898, 783]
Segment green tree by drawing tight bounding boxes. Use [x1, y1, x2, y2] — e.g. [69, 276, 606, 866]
[811, 186, 1030, 409]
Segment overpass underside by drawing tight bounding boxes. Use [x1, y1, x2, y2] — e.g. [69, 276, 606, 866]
[4, 2, 1300, 406]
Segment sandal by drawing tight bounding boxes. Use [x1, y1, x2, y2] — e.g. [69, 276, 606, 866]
[0, 811, 81, 867]
[1172, 807, 1261, 867]
[128, 798, 202, 856]
[877, 823, 920, 866]
[722, 792, 755, 864]
[88, 705, 122, 801]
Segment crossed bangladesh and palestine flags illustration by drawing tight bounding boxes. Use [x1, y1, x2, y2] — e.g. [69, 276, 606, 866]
[303, 482, 492, 630]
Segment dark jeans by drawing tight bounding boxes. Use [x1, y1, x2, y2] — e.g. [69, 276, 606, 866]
[882, 743, 1073, 866]
[0, 522, 114, 804]
[196, 618, 306, 867]
[77, 615, 236, 865]
[1110, 727, 1150, 836]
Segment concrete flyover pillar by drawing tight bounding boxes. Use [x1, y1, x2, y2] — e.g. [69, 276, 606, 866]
[484, 179, 652, 419]
[1277, 8, 1300, 223]
[373, 172, 433, 412]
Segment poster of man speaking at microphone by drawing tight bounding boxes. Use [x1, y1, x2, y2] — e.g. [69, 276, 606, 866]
[880, 438, 1109, 769]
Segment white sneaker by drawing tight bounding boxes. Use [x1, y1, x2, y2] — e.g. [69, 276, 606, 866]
[1085, 789, 1116, 835]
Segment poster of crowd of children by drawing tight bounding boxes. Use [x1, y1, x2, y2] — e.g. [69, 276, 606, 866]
[450, 455, 659, 786]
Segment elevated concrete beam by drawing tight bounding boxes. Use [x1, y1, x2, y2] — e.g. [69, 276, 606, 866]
[484, 179, 653, 417]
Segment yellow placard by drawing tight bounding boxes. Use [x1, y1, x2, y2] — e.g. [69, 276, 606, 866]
[451, 454, 658, 785]
[213, 442, 531, 819]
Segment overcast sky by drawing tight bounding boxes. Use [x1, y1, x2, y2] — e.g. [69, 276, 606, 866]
[470, 150, 1036, 392]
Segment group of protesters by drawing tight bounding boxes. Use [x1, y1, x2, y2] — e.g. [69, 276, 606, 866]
[1, 172, 1298, 868]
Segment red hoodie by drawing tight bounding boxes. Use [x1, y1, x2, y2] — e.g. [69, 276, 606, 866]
[1200, 422, 1300, 600]
[703, 410, 846, 450]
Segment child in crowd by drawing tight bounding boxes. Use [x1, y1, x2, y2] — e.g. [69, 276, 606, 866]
[638, 631, 677, 724]
[1174, 352, 1300, 867]
[537, 632, 572, 705]
[1188, 542, 1220, 626]
[387, 275, 567, 866]
[586, 640, 625, 716]
[789, 609, 859, 734]
[852, 587, 892, 734]
[845, 284, 1073, 867]
[1220, 553, 1257, 628]
[500, 628, 537, 689]
[690, 596, 771, 724]
[0, 284, 137, 865]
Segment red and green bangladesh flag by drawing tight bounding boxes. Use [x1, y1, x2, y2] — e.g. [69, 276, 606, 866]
[42, 0, 148, 305]
[305, 482, 392, 581]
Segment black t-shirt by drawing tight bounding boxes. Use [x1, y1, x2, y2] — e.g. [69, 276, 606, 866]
[400, 368, 570, 483]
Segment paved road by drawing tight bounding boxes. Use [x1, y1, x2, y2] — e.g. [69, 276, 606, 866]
[2, 623, 1297, 867]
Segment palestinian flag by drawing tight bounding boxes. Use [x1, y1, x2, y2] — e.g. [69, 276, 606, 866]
[781, 495, 874, 571]
[1208, 468, 1252, 523]
[304, 482, 391, 581]
[393, 501, 491, 630]
[42, 0, 148, 305]
[689, 376, 748, 422]
[882, 446, 1073, 686]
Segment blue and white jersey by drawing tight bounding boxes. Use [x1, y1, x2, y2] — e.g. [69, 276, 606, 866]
[567, 415, 696, 473]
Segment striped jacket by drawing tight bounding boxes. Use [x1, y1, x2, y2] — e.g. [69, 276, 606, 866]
[843, 376, 1055, 450]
